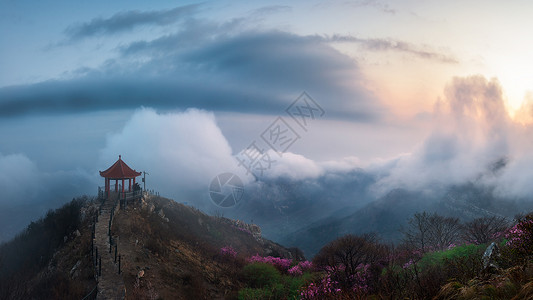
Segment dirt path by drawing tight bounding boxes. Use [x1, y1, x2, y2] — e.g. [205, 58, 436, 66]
[95, 199, 125, 300]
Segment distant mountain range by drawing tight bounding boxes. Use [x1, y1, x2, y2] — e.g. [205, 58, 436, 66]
[227, 175, 533, 257]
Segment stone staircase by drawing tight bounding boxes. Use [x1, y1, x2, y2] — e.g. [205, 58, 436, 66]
[94, 198, 125, 299]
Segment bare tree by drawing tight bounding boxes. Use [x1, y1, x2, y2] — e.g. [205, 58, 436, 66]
[461, 216, 509, 245]
[427, 214, 461, 250]
[402, 212, 461, 252]
[313, 234, 388, 288]
[402, 212, 431, 252]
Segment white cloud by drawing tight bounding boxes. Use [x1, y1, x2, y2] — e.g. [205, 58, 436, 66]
[99, 107, 250, 201]
[265, 150, 323, 180]
[370, 75, 533, 199]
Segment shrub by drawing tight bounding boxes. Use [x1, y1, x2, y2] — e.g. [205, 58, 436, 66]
[238, 283, 287, 300]
[298, 260, 314, 272]
[313, 234, 387, 291]
[288, 265, 303, 276]
[247, 255, 292, 272]
[505, 214, 533, 257]
[300, 274, 342, 299]
[284, 274, 312, 298]
[242, 263, 281, 289]
[239, 262, 312, 299]
[418, 243, 484, 270]
[416, 243, 485, 286]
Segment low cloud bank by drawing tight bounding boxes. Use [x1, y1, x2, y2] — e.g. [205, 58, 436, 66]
[0, 153, 95, 242]
[372, 76, 533, 199]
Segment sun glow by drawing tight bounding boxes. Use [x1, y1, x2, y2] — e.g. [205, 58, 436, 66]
[489, 56, 533, 118]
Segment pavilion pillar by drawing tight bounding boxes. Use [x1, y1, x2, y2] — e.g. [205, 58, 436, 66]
[128, 179, 132, 191]
[122, 179, 125, 193]
[115, 180, 118, 192]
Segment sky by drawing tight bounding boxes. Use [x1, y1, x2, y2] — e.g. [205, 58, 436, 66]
[1, 0, 533, 242]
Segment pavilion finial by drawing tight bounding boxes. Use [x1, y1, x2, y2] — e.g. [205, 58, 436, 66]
[119, 155, 121, 160]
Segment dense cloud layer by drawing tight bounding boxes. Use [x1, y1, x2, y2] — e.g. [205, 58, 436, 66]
[0, 6, 460, 121]
[0, 26, 382, 122]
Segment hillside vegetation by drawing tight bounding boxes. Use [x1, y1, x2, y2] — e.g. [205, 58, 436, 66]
[112, 194, 304, 299]
[3, 193, 533, 299]
[0, 196, 97, 299]
[0, 194, 306, 299]
[295, 212, 533, 299]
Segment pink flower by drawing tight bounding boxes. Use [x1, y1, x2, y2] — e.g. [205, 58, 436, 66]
[220, 246, 237, 258]
[288, 265, 303, 276]
[298, 260, 313, 271]
[247, 254, 293, 271]
[300, 274, 341, 299]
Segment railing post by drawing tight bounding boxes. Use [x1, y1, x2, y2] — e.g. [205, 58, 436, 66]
[95, 247, 98, 266]
[118, 255, 121, 274]
[98, 256, 102, 276]
[115, 245, 118, 263]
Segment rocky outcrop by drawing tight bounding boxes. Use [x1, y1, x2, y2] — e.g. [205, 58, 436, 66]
[482, 242, 501, 272]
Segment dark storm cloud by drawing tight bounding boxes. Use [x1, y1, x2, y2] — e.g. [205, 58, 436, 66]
[327, 34, 458, 63]
[64, 4, 200, 40]
[0, 28, 383, 121]
[0, 78, 283, 117]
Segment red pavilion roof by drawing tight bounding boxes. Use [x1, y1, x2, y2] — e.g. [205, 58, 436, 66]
[99, 155, 141, 179]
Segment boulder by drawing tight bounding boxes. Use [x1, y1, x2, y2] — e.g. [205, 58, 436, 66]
[482, 242, 500, 271]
